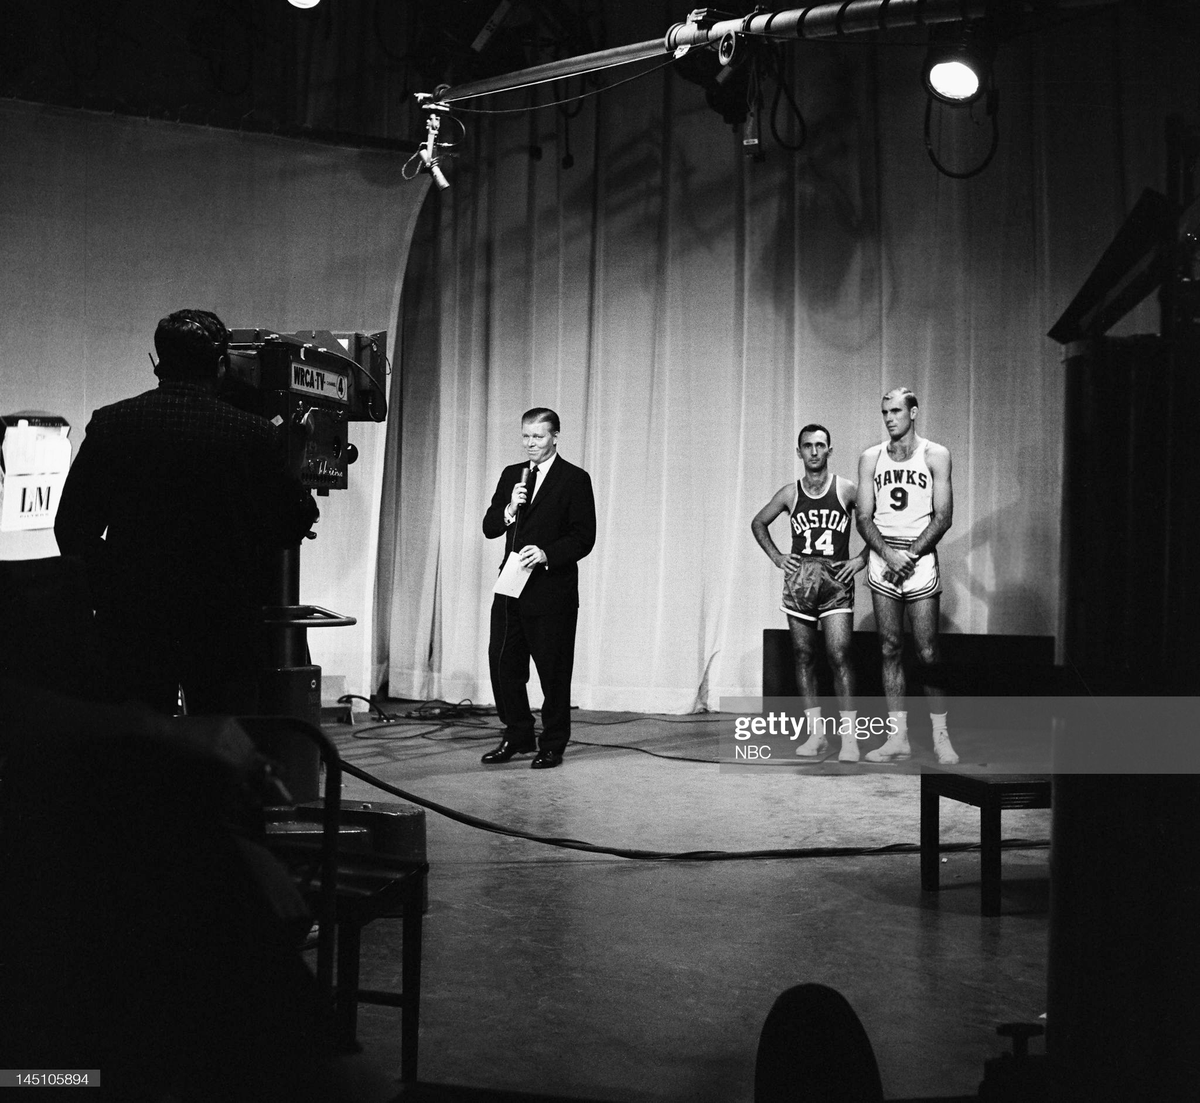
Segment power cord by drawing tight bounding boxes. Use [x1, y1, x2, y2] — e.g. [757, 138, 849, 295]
[339, 703, 725, 762]
[337, 694, 494, 724]
[336, 757, 1050, 863]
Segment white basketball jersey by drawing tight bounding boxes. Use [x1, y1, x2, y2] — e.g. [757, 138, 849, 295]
[872, 438, 933, 540]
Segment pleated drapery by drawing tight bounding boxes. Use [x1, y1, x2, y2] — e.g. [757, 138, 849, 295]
[375, 6, 1195, 710]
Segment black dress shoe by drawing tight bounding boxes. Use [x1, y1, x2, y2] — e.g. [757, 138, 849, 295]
[530, 749, 563, 769]
[481, 739, 536, 764]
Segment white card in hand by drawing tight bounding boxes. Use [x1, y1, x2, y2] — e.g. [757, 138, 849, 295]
[493, 552, 533, 597]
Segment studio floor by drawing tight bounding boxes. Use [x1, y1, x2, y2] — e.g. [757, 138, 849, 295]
[325, 706, 1052, 1103]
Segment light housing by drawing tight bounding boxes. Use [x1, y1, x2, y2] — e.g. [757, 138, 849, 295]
[922, 25, 995, 106]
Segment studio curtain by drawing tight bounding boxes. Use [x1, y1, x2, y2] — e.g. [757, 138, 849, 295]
[380, 4, 1191, 712]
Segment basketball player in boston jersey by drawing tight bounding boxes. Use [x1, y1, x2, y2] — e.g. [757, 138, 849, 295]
[855, 388, 959, 765]
[752, 424, 868, 762]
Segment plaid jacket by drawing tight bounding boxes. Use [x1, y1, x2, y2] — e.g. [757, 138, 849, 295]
[55, 381, 315, 651]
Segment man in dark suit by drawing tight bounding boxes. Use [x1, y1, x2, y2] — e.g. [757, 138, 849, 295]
[54, 308, 317, 716]
[481, 408, 596, 769]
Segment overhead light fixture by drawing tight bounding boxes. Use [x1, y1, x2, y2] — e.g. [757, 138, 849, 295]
[922, 22, 1002, 179]
[927, 56, 981, 102]
[288, 0, 320, 9]
[922, 24, 995, 106]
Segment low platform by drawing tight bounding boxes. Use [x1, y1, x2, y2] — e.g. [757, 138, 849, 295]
[920, 770, 1053, 916]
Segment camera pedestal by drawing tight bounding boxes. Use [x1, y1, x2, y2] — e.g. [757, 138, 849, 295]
[258, 546, 356, 799]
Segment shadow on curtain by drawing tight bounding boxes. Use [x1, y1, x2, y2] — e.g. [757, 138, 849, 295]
[378, 2, 1187, 712]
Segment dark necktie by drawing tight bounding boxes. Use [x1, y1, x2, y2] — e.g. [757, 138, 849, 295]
[525, 463, 539, 507]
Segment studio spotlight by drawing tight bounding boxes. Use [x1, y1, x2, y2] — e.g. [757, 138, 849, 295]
[927, 56, 980, 102]
[922, 25, 995, 106]
[288, 0, 320, 9]
[921, 22, 1001, 179]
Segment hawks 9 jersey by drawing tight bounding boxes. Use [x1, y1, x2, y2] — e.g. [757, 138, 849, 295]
[872, 439, 933, 540]
[789, 475, 853, 559]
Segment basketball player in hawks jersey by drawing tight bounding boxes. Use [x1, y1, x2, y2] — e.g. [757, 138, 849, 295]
[856, 388, 959, 765]
[752, 424, 868, 762]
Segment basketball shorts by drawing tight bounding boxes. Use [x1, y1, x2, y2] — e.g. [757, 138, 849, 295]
[866, 540, 941, 601]
[781, 558, 855, 622]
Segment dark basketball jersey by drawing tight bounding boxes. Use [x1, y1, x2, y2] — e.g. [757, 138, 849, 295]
[788, 476, 852, 560]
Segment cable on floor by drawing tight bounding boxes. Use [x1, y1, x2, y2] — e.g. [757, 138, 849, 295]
[341, 700, 724, 763]
[337, 758, 1050, 863]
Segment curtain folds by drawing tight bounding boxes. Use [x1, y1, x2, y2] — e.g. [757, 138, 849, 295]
[380, 5, 1191, 712]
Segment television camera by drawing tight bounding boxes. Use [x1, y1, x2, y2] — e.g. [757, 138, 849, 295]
[222, 328, 388, 492]
[219, 328, 389, 743]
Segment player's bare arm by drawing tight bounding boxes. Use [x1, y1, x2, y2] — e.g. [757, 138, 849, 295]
[907, 443, 953, 557]
[856, 446, 915, 578]
[833, 477, 869, 583]
[751, 483, 802, 571]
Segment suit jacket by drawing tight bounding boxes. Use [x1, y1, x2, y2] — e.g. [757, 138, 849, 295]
[482, 455, 596, 615]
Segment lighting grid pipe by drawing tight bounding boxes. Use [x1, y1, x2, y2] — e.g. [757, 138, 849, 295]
[427, 0, 1114, 106]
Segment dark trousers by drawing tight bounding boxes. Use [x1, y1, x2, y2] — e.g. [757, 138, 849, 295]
[488, 595, 578, 753]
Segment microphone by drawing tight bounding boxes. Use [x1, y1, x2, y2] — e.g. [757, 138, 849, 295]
[513, 462, 534, 519]
[419, 109, 451, 190]
[420, 146, 450, 191]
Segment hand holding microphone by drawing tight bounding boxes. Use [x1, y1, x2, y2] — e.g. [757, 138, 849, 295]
[510, 463, 534, 510]
[506, 461, 536, 524]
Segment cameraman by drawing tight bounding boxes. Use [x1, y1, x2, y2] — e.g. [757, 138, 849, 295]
[55, 309, 318, 715]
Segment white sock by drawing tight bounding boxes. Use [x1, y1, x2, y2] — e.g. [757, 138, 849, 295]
[864, 711, 912, 761]
[795, 707, 827, 755]
[838, 711, 860, 760]
[930, 713, 958, 764]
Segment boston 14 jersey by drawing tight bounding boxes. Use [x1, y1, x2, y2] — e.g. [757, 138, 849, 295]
[789, 475, 853, 559]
